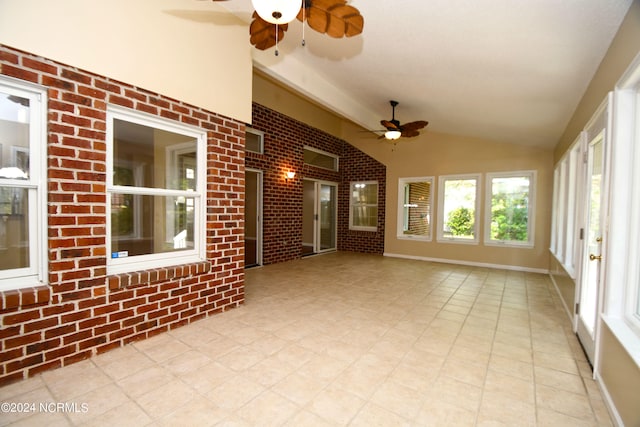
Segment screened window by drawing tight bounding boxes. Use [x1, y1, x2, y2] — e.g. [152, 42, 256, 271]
[437, 174, 480, 243]
[484, 171, 535, 247]
[398, 177, 433, 241]
[0, 77, 47, 290]
[246, 127, 264, 154]
[304, 146, 338, 171]
[107, 106, 206, 274]
[350, 181, 378, 231]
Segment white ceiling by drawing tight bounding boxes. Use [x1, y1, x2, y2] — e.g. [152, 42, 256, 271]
[219, 0, 633, 149]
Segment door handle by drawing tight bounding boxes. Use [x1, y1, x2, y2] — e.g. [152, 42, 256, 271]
[589, 254, 602, 261]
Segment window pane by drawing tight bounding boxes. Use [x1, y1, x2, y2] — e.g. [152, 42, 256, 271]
[443, 179, 476, 239]
[0, 187, 29, 270]
[351, 182, 378, 229]
[113, 119, 197, 190]
[304, 148, 338, 171]
[490, 176, 530, 242]
[111, 194, 195, 258]
[402, 181, 431, 237]
[0, 93, 30, 178]
[246, 128, 263, 153]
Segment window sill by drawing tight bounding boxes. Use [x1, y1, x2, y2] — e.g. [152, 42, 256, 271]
[107, 260, 211, 291]
[0, 284, 51, 310]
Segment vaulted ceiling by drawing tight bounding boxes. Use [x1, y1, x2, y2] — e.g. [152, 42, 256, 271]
[218, 0, 633, 149]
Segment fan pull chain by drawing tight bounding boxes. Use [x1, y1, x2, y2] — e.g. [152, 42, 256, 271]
[275, 23, 279, 56]
[301, 3, 306, 47]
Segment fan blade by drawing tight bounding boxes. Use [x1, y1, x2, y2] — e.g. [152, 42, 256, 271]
[250, 12, 288, 50]
[381, 120, 399, 130]
[306, 0, 363, 38]
[400, 120, 428, 131]
[401, 129, 420, 138]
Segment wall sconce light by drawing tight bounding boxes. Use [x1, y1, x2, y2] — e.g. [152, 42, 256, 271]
[285, 171, 296, 180]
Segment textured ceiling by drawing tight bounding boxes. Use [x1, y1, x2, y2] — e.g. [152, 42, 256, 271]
[220, 0, 633, 148]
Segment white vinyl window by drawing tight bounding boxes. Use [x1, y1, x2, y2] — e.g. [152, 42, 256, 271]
[0, 77, 47, 290]
[106, 106, 206, 274]
[349, 181, 378, 231]
[484, 171, 536, 248]
[246, 127, 264, 154]
[304, 146, 339, 171]
[397, 176, 434, 241]
[605, 52, 640, 364]
[437, 174, 480, 244]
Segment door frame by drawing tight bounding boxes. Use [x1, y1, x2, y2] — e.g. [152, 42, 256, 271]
[245, 168, 263, 267]
[574, 95, 612, 373]
[303, 178, 338, 254]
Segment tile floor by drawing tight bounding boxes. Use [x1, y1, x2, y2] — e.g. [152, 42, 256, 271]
[0, 252, 613, 426]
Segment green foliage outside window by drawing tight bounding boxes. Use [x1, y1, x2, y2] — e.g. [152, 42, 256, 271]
[446, 207, 474, 237]
[491, 193, 528, 241]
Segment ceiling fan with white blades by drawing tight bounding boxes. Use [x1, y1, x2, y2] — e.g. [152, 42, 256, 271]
[208, 0, 364, 54]
[378, 100, 429, 141]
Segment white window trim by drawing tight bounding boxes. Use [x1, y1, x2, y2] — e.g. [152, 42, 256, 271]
[106, 105, 207, 275]
[604, 51, 640, 368]
[349, 180, 378, 232]
[246, 127, 264, 154]
[0, 76, 47, 291]
[304, 145, 339, 172]
[483, 170, 536, 249]
[397, 176, 434, 241]
[437, 173, 481, 244]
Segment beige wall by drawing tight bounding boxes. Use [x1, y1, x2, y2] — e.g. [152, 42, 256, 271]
[255, 71, 554, 272]
[555, 0, 640, 162]
[344, 126, 553, 272]
[0, 0, 253, 124]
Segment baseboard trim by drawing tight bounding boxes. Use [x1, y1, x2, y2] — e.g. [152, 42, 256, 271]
[382, 252, 549, 274]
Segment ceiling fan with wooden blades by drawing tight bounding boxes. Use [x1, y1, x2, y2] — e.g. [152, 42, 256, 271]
[378, 100, 428, 141]
[208, 0, 364, 53]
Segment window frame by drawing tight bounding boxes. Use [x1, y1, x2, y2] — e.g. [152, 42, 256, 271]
[106, 105, 207, 275]
[437, 173, 481, 244]
[303, 146, 339, 172]
[397, 176, 434, 241]
[483, 170, 536, 248]
[604, 52, 640, 367]
[0, 76, 47, 291]
[349, 180, 378, 232]
[245, 127, 264, 154]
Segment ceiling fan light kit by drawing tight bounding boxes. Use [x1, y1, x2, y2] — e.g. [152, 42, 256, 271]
[251, 0, 301, 25]
[378, 100, 429, 142]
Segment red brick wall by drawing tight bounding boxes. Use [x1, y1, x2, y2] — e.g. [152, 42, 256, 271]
[248, 103, 385, 264]
[0, 45, 245, 385]
[339, 142, 386, 254]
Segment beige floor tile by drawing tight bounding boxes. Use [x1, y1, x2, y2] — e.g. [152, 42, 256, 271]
[350, 402, 412, 427]
[426, 375, 482, 413]
[415, 399, 477, 427]
[272, 372, 326, 406]
[176, 360, 234, 394]
[535, 383, 595, 421]
[484, 369, 535, 404]
[157, 395, 227, 427]
[0, 376, 45, 400]
[5, 411, 71, 427]
[116, 365, 174, 398]
[0, 386, 58, 426]
[283, 409, 335, 426]
[205, 374, 266, 411]
[41, 360, 112, 401]
[66, 383, 130, 425]
[440, 357, 487, 388]
[536, 407, 599, 427]
[244, 354, 295, 387]
[307, 385, 366, 425]
[81, 400, 152, 427]
[370, 379, 426, 419]
[164, 349, 212, 376]
[478, 390, 536, 426]
[92, 345, 155, 380]
[534, 365, 588, 395]
[136, 379, 196, 420]
[236, 390, 300, 426]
